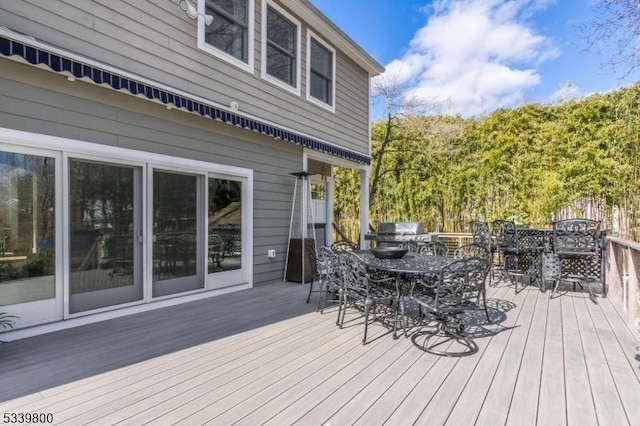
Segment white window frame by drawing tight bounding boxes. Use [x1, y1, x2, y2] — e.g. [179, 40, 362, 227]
[197, 0, 255, 74]
[260, 0, 301, 95]
[306, 30, 336, 113]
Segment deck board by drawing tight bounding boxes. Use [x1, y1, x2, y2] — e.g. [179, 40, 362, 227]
[588, 302, 640, 423]
[1, 278, 639, 425]
[561, 294, 598, 426]
[290, 336, 413, 425]
[475, 284, 537, 425]
[5, 310, 322, 414]
[259, 327, 399, 425]
[537, 289, 567, 426]
[444, 284, 526, 425]
[183, 325, 383, 425]
[101, 322, 360, 424]
[598, 298, 640, 384]
[574, 295, 632, 425]
[382, 342, 461, 424]
[318, 341, 424, 426]
[84, 315, 350, 424]
[506, 289, 548, 426]
[351, 341, 441, 425]
[58, 317, 339, 424]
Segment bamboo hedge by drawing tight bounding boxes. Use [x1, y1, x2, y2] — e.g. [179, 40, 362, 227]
[334, 83, 640, 242]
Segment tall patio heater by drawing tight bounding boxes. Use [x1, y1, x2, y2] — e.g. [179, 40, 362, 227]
[284, 171, 317, 283]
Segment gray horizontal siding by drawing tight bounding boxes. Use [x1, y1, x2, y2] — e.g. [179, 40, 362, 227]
[0, 0, 371, 157]
[0, 58, 302, 286]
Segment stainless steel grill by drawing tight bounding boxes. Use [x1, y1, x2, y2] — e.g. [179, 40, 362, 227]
[365, 221, 435, 247]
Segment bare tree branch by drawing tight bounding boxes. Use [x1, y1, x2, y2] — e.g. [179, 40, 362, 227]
[372, 72, 442, 117]
[581, 0, 640, 77]
[368, 71, 454, 204]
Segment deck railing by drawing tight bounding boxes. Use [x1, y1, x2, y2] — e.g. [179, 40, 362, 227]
[432, 232, 474, 254]
[605, 236, 640, 330]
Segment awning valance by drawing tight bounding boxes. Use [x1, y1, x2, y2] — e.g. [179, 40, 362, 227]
[0, 32, 370, 165]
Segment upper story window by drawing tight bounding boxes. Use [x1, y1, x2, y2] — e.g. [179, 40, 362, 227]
[261, 2, 301, 94]
[199, 0, 254, 72]
[307, 32, 336, 112]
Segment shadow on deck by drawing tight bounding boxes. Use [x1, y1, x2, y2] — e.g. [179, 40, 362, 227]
[0, 281, 315, 402]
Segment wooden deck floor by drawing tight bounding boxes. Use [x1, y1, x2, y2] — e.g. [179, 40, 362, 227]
[1, 278, 639, 425]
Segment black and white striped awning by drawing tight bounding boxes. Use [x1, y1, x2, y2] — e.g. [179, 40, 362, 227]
[0, 33, 370, 165]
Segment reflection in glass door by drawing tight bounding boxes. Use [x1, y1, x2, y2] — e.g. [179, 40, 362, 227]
[152, 170, 203, 297]
[208, 177, 243, 279]
[68, 159, 143, 314]
[0, 150, 59, 325]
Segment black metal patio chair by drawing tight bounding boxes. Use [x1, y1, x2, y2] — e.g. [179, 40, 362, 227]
[549, 218, 602, 303]
[336, 250, 398, 344]
[399, 240, 420, 253]
[306, 245, 331, 304]
[314, 246, 345, 312]
[470, 220, 497, 283]
[408, 257, 491, 357]
[330, 239, 357, 251]
[470, 220, 494, 250]
[417, 241, 448, 256]
[492, 220, 544, 293]
[453, 243, 490, 261]
[452, 243, 491, 321]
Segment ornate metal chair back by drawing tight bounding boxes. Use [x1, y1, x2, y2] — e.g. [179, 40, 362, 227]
[492, 220, 517, 248]
[453, 243, 490, 260]
[470, 221, 492, 247]
[316, 245, 336, 278]
[553, 219, 601, 256]
[337, 250, 368, 295]
[399, 240, 420, 253]
[434, 257, 489, 308]
[331, 239, 357, 251]
[418, 241, 448, 256]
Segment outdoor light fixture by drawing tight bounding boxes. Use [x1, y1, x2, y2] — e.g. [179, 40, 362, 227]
[179, 0, 214, 26]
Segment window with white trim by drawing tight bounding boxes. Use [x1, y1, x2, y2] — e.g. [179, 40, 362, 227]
[261, 2, 300, 93]
[200, 0, 254, 72]
[307, 32, 336, 111]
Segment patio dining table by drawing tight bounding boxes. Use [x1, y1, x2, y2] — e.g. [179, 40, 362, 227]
[358, 251, 452, 279]
[356, 251, 454, 337]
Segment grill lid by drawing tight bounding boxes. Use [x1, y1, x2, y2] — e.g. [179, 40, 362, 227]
[375, 222, 425, 235]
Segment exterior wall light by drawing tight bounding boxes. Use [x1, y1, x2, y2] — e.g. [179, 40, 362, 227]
[180, 0, 214, 26]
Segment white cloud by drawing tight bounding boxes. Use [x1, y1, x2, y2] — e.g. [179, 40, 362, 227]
[548, 81, 583, 104]
[374, 0, 559, 116]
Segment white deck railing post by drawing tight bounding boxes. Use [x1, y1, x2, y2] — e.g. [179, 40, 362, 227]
[606, 236, 640, 330]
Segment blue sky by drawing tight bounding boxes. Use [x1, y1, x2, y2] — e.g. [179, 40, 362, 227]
[310, 0, 640, 118]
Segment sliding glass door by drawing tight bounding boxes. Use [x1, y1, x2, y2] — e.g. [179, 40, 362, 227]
[0, 149, 61, 325]
[68, 159, 143, 314]
[152, 170, 204, 297]
[1, 130, 253, 328]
